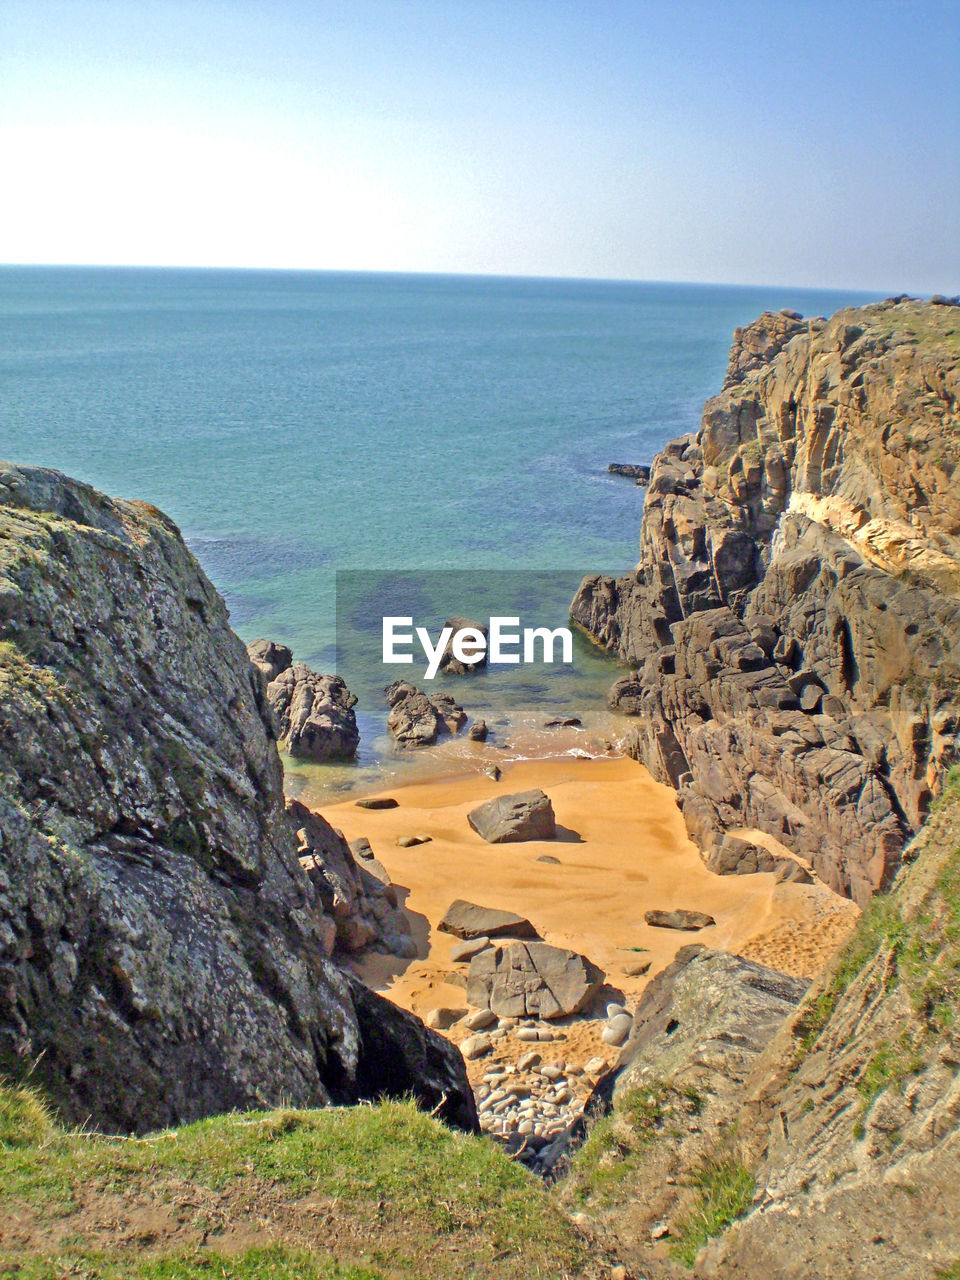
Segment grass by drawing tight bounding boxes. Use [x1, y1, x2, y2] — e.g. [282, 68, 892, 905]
[669, 1150, 755, 1268]
[0, 1246, 384, 1280]
[0, 1085, 587, 1280]
[566, 1082, 674, 1205]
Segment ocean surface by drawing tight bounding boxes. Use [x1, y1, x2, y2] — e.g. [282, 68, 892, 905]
[0, 267, 881, 789]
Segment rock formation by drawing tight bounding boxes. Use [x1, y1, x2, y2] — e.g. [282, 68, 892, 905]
[573, 787, 960, 1279]
[573, 298, 960, 904]
[437, 616, 489, 674]
[248, 641, 359, 762]
[385, 679, 467, 746]
[289, 800, 417, 958]
[0, 462, 474, 1134]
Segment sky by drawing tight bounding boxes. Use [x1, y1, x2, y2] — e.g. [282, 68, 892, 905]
[1, 0, 958, 292]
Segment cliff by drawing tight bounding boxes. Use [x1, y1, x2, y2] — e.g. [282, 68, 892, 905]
[573, 297, 960, 904]
[0, 462, 475, 1133]
[564, 780, 960, 1279]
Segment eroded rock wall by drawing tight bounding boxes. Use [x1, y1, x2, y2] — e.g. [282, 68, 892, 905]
[0, 462, 474, 1134]
[573, 299, 960, 903]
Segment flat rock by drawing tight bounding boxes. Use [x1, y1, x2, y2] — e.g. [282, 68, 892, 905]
[467, 941, 603, 1020]
[438, 899, 538, 941]
[536, 855, 561, 865]
[356, 797, 399, 810]
[397, 834, 431, 847]
[624, 958, 652, 977]
[467, 789, 557, 843]
[645, 908, 716, 931]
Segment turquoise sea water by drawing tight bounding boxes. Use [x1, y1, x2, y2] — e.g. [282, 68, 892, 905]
[0, 267, 880, 787]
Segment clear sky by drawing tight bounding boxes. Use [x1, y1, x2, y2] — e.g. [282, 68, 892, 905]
[1, 0, 957, 292]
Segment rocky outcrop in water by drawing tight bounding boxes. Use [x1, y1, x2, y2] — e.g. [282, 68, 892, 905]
[385, 679, 467, 746]
[0, 462, 475, 1134]
[249, 641, 359, 762]
[573, 299, 960, 904]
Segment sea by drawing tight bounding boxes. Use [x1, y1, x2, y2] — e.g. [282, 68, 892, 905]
[0, 267, 881, 792]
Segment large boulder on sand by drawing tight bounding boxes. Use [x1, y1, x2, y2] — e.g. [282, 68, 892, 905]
[467, 789, 557, 843]
[467, 941, 604, 1019]
[437, 899, 538, 941]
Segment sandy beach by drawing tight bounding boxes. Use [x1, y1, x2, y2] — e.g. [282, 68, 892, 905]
[314, 754, 858, 1076]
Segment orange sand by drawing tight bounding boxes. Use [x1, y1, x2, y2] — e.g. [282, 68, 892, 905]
[314, 756, 857, 1073]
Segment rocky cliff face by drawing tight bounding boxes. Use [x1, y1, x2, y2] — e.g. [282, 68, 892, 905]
[0, 462, 475, 1134]
[573, 298, 960, 904]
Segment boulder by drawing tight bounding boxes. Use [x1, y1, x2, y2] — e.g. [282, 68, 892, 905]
[263, 661, 359, 761]
[437, 899, 538, 941]
[467, 942, 604, 1019]
[645, 908, 716, 931]
[438, 617, 489, 675]
[247, 638, 293, 684]
[467, 789, 557, 843]
[385, 680, 466, 746]
[468, 719, 489, 741]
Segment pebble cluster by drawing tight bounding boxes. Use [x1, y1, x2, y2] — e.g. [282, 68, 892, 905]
[456, 1001, 638, 1174]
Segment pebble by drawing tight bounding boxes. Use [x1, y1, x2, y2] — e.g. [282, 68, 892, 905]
[584, 1056, 608, 1076]
[517, 1050, 541, 1071]
[540, 1065, 563, 1081]
[463, 1008, 496, 1030]
[426, 1006, 464, 1031]
[602, 1013, 633, 1047]
[651, 1220, 671, 1239]
[518, 1119, 534, 1135]
[624, 958, 651, 977]
[397, 834, 431, 847]
[461, 1033, 493, 1060]
[516, 1027, 540, 1042]
[606, 1002, 627, 1019]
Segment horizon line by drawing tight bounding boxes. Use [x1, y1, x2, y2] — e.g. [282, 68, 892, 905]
[0, 261, 925, 298]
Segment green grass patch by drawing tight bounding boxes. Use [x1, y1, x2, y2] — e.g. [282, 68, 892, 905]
[0, 1085, 586, 1280]
[567, 1082, 674, 1205]
[669, 1150, 755, 1268]
[0, 1246, 384, 1280]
